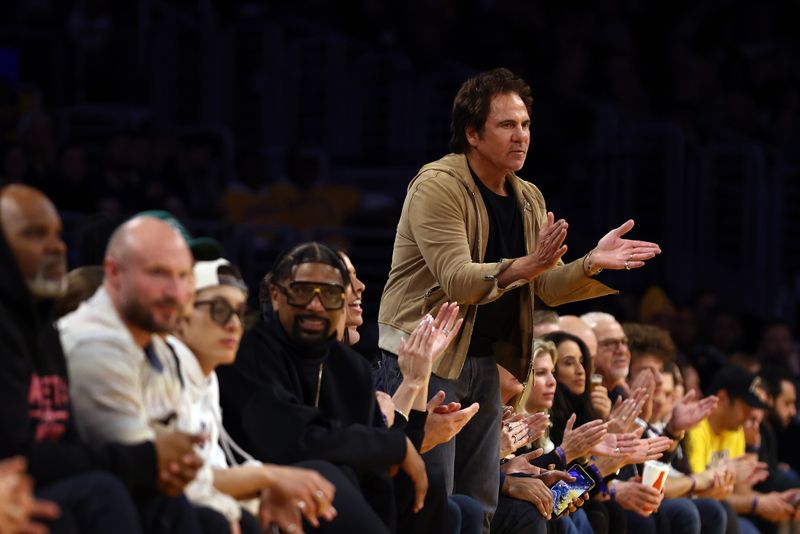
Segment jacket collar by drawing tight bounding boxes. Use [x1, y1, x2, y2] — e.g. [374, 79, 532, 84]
[419, 153, 529, 205]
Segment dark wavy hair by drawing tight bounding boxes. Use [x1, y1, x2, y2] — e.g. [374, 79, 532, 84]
[543, 331, 599, 446]
[449, 68, 534, 154]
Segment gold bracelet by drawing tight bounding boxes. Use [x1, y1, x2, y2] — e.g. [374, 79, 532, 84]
[584, 251, 603, 277]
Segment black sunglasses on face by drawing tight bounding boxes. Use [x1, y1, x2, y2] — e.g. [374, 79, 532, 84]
[195, 299, 248, 326]
[274, 281, 346, 310]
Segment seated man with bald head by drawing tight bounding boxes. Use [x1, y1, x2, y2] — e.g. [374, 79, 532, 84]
[59, 215, 234, 533]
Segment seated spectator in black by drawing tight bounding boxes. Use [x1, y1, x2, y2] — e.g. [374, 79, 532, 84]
[0, 184, 202, 533]
[218, 242, 428, 533]
[755, 366, 800, 493]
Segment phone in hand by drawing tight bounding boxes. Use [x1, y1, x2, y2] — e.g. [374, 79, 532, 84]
[550, 463, 595, 518]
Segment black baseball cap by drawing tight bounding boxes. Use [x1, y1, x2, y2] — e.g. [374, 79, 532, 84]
[707, 366, 769, 410]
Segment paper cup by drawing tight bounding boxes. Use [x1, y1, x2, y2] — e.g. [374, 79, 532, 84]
[642, 460, 670, 491]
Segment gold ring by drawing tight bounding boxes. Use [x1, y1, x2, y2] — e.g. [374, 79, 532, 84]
[624, 261, 630, 271]
[297, 500, 307, 510]
[315, 489, 326, 500]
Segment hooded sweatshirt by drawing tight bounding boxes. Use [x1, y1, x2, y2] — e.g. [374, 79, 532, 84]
[0, 224, 156, 492]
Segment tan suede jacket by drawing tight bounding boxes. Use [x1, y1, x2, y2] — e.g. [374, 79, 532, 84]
[377, 153, 616, 380]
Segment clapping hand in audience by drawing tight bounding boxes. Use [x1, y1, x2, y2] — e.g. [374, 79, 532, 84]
[259, 465, 337, 533]
[504, 410, 550, 446]
[692, 465, 734, 499]
[590, 430, 642, 457]
[624, 435, 673, 464]
[0, 456, 60, 534]
[606, 388, 646, 434]
[666, 390, 719, 435]
[560, 415, 607, 463]
[723, 455, 769, 487]
[421, 391, 479, 453]
[398, 302, 462, 386]
[592, 429, 672, 475]
[500, 420, 530, 458]
[629, 370, 657, 422]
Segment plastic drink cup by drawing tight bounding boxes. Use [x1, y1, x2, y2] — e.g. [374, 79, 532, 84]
[590, 374, 604, 391]
[642, 460, 670, 491]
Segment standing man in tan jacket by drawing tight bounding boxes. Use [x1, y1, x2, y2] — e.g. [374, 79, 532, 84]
[377, 67, 661, 532]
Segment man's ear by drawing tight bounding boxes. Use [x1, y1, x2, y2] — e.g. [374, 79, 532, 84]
[103, 256, 121, 288]
[465, 125, 480, 148]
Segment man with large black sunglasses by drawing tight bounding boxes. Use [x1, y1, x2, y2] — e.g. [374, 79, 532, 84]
[218, 242, 441, 533]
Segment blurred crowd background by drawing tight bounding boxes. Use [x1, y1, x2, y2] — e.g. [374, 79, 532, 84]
[2, 0, 800, 362]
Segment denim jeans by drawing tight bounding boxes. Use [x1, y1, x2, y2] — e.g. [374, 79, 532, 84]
[37, 472, 142, 534]
[491, 495, 547, 534]
[375, 352, 501, 534]
[693, 497, 728, 534]
[560, 508, 594, 534]
[626, 497, 701, 534]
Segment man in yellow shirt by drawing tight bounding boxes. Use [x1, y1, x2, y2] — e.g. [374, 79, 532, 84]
[687, 366, 800, 534]
[687, 366, 764, 472]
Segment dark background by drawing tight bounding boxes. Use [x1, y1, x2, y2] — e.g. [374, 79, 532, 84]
[2, 0, 800, 357]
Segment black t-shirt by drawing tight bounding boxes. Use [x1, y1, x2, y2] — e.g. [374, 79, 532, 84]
[467, 170, 526, 357]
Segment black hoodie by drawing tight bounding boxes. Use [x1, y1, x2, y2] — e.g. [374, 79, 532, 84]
[0, 223, 156, 493]
[218, 311, 407, 471]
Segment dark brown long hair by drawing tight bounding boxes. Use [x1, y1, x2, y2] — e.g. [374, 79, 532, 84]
[449, 68, 533, 154]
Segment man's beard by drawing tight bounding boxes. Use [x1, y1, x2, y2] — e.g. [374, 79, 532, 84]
[27, 255, 67, 298]
[290, 314, 332, 347]
[609, 365, 629, 381]
[121, 296, 180, 334]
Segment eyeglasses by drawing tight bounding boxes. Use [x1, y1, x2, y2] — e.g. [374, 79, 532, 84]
[195, 299, 248, 326]
[598, 337, 629, 350]
[274, 281, 346, 310]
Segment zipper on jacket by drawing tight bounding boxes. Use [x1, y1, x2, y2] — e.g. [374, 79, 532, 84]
[424, 286, 441, 298]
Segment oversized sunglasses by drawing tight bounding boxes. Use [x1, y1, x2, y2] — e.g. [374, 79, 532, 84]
[274, 281, 346, 310]
[195, 299, 248, 326]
